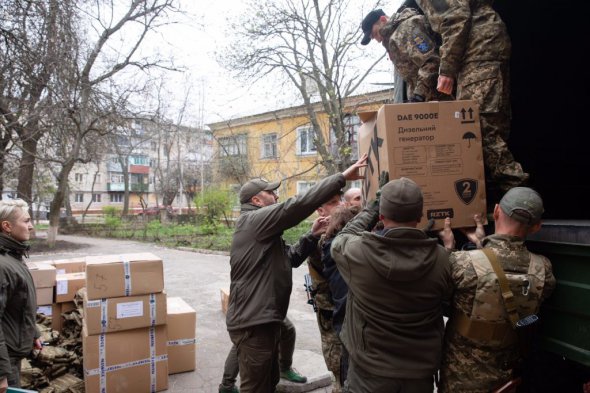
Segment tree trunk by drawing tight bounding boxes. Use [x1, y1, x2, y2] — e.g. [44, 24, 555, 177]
[16, 136, 39, 206]
[47, 160, 75, 246]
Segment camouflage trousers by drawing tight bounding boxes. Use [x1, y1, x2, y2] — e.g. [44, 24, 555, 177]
[316, 308, 343, 393]
[458, 61, 529, 193]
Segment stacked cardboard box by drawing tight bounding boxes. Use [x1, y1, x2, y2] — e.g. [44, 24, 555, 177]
[82, 253, 168, 392]
[27, 262, 56, 305]
[166, 297, 197, 374]
[358, 100, 487, 230]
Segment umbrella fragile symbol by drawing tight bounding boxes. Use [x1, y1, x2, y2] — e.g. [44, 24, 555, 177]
[462, 132, 477, 147]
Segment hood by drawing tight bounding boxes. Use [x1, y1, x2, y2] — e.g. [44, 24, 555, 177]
[380, 7, 419, 40]
[361, 227, 440, 281]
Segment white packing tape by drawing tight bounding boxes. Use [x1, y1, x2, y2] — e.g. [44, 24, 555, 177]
[149, 293, 156, 327]
[121, 255, 132, 296]
[99, 333, 106, 393]
[149, 326, 156, 393]
[167, 338, 196, 346]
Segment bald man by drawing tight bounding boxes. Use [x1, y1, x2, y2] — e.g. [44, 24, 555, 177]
[343, 188, 362, 208]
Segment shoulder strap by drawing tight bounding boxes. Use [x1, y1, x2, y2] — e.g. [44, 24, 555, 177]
[481, 248, 520, 328]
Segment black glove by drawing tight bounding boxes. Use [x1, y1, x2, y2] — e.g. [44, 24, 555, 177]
[409, 94, 425, 103]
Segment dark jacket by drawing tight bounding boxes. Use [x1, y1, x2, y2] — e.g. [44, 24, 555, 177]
[321, 237, 347, 334]
[0, 234, 39, 379]
[226, 174, 346, 331]
[331, 204, 453, 378]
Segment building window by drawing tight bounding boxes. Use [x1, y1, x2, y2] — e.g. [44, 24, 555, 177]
[75, 173, 84, 182]
[75, 193, 84, 203]
[92, 193, 101, 202]
[130, 156, 149, 165]
[330, 114, 360, 160]
[296, 126, 317, 155]
[110, 173, 124, 183]
[94, 173, 101, 183]
[261, 133, 278, 159]
[218, 134, 247, 157]
[296, 181, 316, 195]
[150, 141, 157, 151]
[110, 193, 123, 203]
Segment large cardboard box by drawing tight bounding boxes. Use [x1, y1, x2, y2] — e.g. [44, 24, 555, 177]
[166, 297, 196, 374]
[220, 288, 229, 315]
[26, 262, 56, 288]
[85, 253, 164, 300]
[83, 325, 168, 393]
[51, 302, 76, 332]
[84, 290, 167, 335]
[53, 258, 86, 274]
[55, 272, 86, 303]
[36, 287, 54, 306]
[359, 100, 487, 230]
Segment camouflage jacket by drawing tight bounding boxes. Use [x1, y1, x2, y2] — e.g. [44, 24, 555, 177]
[416, 0, 511, 79]
[380, 7, 440, 101]
[307, 247, 334, 311]
[439, 234, 556, 392]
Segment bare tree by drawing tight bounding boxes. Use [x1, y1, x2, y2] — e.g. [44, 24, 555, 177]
[42, 0, 177, 245]
[0, 0, 76, 205]
[221, 0, 383, 174]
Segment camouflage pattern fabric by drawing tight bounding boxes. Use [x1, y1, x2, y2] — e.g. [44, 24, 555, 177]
[416, 0, 527, 191]
[415, 0, 511, 79]
[439, 234, 556, 392]
[22, 290, 85, 392]
[308, 249, 343, 392]
[458, 61, 528, 191]
[379, 7, 442, 101]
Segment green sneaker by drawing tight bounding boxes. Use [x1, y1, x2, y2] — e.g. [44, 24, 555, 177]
[280, 368, 307, 383]
[218, 385, 239, 393]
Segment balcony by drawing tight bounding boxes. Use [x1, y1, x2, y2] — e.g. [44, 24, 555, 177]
[130, 183, 149, 193]
[129, 164, 150, 174]
[107, 182, 125, 192]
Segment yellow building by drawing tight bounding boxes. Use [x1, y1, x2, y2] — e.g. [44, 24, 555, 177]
[208, 89, 393, 202]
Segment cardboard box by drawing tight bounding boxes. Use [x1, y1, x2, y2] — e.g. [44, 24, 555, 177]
[55, 272, 86, 303]
[36, 287, 54, 306]
[359, 100, 487, 230]
[166, 297, 196, 374]
[84, 291, 167, 335]
[83, 325, 168, 393]
[51, 302, 76, 332]
[220, 288, 229, 315]
[53, 258, 86, 274]
[26, 262, 56, 288]
[85, 253, 164, 300]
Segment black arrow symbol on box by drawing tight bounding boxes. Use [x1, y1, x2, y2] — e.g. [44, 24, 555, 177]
[461, 108, 466, 120]
[468, 108, 473, 119]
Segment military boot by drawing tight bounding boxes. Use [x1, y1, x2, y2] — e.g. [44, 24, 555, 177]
[280, 367, 307, 383]
[218, 384, 239, 393]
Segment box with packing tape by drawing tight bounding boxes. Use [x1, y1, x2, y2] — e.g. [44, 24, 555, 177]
[82, 325, 168, 393]
[359, 100, 487, 230]
[53, 257, 86, 274]
[84, 289, 167, 335]
[166, 297, 196, 374]
[85, 253, 164, 300]
[27, 262, 56, 305]
[55, 272, 86, 303]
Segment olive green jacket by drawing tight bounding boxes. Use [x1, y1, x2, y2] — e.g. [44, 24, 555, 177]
[331, 204, 453, 378]
[0, 234, 40, 379]
[226, 174, 346, 331]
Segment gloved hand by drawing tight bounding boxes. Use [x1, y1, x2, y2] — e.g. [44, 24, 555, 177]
[409, 94, 425, 103]
[375, 170, 389, 201]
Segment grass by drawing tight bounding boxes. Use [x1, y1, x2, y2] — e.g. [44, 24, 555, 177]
[67, 217, 314, 252]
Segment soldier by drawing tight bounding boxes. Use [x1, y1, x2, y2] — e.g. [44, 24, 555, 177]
[307, 193, 345, 392]
[438, 187, 556, 392]
[415, 0, 528, 194]
[343, 188, 362, 208]
[226, 155, 366, 393]
[360, 5, 444, 102]
[331, 177, 453, 393]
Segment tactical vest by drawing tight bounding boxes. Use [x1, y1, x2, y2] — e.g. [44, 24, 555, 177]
[453, 249, 546, 348]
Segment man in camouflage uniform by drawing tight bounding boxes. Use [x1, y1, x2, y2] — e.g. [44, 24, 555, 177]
[438, 187, 556, 392]
[307, 193, 345, 392]
[415, 0, 528, 194]
[361, 7, 444, 102]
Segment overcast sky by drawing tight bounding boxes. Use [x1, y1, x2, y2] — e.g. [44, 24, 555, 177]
[149, 0, 403, 127]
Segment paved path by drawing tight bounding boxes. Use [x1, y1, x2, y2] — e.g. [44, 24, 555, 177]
[30, 234, 333, 393]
